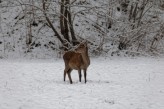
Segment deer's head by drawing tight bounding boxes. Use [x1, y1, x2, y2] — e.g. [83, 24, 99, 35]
[75, 41, 88, 53]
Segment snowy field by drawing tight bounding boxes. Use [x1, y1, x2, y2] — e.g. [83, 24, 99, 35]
[0, 57, 164, 109]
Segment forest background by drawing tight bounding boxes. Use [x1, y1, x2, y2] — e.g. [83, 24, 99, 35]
[0, 0, 164, 59]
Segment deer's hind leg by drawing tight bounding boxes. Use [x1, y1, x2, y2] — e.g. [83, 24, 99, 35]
[78, 69, 82, 82]
[84, 69, 87, 83]
[64, 68, 73, 84]
[64, 68, 67, 81]
[67, 69, 73, 84]
[64, 67, 70, 81]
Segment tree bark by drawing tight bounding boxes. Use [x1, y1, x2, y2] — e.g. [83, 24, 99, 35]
[63, 0, 70, 42]
[42, 0, 64, 45]
[60, 0, 78, 46]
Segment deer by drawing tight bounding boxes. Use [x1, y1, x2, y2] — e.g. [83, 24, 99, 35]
[63, 41, 90, 84]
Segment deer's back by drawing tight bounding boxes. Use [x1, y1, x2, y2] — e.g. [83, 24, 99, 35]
[63, 51, 84, 70]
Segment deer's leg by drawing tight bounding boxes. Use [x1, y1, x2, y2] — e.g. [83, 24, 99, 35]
[84, 69, 87, 83]
[78, 69, 82, 82]
[64, 67, 69, 81]
[64, 69, 67, 81]
[67, 69, 73, 84]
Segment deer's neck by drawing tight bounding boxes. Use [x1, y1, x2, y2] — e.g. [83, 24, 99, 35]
[81, 50, 90, 67]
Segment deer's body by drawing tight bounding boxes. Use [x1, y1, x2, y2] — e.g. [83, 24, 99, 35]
[63, 42, 90, 84]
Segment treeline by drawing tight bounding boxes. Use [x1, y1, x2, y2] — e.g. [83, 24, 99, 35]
[0, 0, 164, 58]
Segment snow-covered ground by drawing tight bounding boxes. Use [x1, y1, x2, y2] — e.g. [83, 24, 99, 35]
[0, 57, 164, 109]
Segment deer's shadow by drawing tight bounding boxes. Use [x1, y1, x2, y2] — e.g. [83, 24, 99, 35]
[54, 80, 112, 85]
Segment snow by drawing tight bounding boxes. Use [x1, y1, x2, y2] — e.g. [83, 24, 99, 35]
[0, 57, 164, 109]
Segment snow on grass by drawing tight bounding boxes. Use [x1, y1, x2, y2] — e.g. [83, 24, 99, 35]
[0, 57, 164, 109]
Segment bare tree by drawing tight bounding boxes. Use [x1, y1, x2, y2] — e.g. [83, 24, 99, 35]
[60, 0, 78, 46]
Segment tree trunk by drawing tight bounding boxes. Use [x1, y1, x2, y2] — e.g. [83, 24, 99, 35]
[60, 0, 78, 46]
[67, 2, 78, 45]
[43, 0, 78, 50]
[63, 0, 70, 42]
[42, 0, 64, 45]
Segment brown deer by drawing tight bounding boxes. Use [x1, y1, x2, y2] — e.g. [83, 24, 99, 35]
[63, 41, 90, 84]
